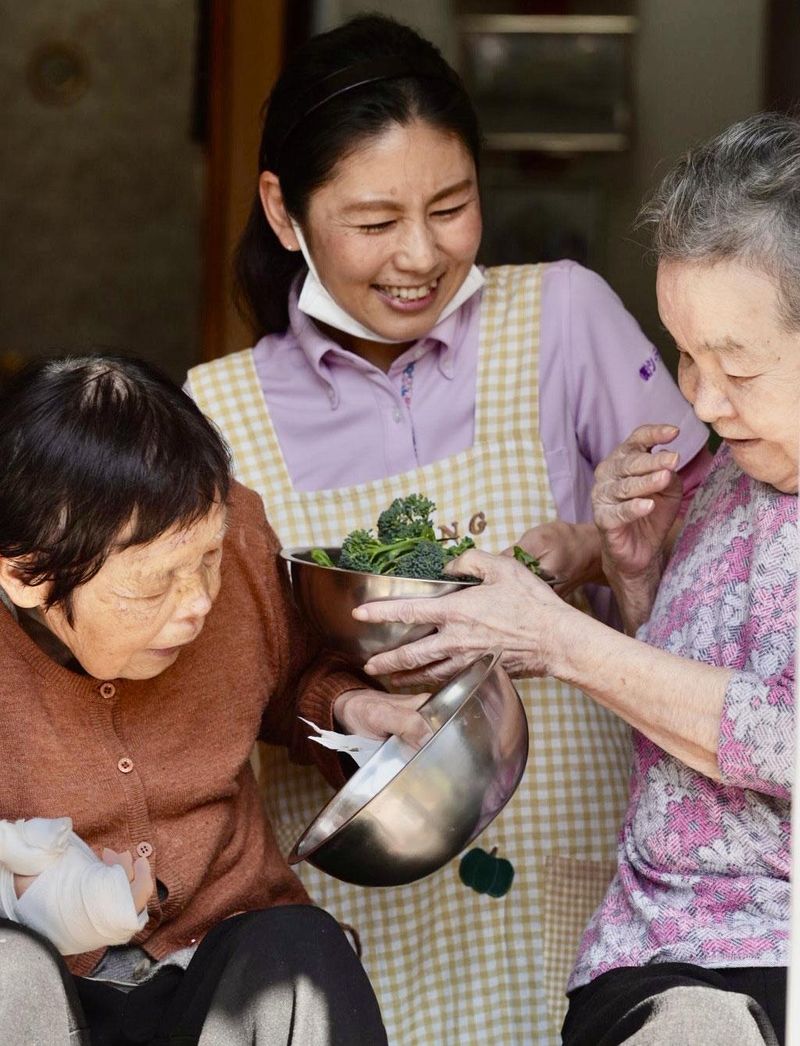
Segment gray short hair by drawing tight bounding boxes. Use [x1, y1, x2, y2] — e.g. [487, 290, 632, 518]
[639, 112, 800, 329]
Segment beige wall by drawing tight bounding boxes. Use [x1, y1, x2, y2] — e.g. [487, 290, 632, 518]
[0, 1, 203, 381]
[604, 0, 767, 369]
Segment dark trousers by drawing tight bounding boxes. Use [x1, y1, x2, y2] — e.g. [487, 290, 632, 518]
[0, 907, 388, 1046]
[562, 962, 786, 1046]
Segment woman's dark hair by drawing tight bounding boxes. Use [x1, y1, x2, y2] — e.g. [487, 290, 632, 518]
[234, 14, 482, 337]
[0, 354, 231, 622]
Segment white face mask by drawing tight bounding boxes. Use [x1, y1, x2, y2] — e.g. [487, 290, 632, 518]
[291, 222, 485, 344]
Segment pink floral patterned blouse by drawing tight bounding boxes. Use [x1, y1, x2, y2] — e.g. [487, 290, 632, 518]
[570, 445, 797, 990]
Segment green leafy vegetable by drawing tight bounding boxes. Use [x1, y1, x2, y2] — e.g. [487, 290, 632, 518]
[314, 495, 477, 581]
[513, 545, 543, 576]
[443, 535, 475, 562]
[310, 548, 336, 568]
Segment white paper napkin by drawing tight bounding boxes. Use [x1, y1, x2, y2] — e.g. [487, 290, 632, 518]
[299, 717, 384, 768]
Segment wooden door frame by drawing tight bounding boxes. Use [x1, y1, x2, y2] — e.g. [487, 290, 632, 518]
[201, 0, 285, 361]
[765, 0, 800, 111]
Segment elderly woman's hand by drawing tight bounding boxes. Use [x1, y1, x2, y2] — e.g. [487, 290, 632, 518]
[353, 549, 573, 687]
[502, 520, 604, 596]
[333, 688, 433, 749]
[592, 424, 684, 632]
[101, 848, 154, 914]
[592, 424, 683, 573]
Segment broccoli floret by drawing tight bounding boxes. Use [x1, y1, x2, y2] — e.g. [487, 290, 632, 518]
[393, 539, 447, 580]
[333, 495, 480, 579]
[377, 494, 436, 543]
[339, 529, 381, 572]
[338, 527, 420, 575]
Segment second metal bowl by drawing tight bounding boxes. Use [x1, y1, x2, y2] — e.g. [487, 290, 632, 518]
[288, 651, 529, 887]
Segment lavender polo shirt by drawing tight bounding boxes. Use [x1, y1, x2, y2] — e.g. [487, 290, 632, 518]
[251, 261, 710, 521]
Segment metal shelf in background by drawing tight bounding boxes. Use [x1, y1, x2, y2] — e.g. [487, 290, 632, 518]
[483, 131, 629, 154]
[459, 15, 638, 36]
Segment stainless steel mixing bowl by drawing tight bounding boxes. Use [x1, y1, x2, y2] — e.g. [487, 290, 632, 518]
[280, 546, 478, 664]
[288, 650, 529, 887]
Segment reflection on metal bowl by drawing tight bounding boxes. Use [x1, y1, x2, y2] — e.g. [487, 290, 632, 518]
[288, 651, 529, 887]
[280, 545, 478, 665]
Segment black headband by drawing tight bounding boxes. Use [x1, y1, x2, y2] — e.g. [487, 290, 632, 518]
[269, 55, 460, 165]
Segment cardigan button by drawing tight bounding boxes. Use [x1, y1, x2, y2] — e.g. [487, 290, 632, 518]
[117, 757, 134, 774]
[99, 682, 116, 699]
[135, 841, 153, 858]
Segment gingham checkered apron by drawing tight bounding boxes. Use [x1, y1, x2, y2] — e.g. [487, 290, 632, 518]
[189, 265, 629, 1044]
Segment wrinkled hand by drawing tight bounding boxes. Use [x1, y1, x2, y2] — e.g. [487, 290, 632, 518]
[592, 424, 683, 580]
[333, 688, 433, 749]
[502, 520, 601, 595]
[592, 424, 684, 634]
[101, 848, 153, 914]
[354, 549, 573, 687]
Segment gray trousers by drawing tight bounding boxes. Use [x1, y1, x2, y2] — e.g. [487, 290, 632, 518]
[0, 907, 387, 1046]
[621, 985, 780, 1045]
[0, 920, 89, 1045]
[562, 962, 785, 1046]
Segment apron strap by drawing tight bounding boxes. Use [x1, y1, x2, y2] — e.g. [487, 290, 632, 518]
[188, 350, 293, 496]
[474, 265, 544, 446]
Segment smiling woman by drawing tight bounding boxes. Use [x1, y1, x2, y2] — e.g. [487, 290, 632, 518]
[260, 121, 482, 363]
[185, 14, 715, 1045]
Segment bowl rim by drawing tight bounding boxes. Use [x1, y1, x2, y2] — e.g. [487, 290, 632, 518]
[279, 545, 480, 587]
[288, 649, 514, 867]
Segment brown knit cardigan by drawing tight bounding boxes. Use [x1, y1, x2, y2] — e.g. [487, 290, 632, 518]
[0, 482, 363, 976]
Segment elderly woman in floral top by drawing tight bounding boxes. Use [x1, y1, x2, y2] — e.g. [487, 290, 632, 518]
[355, 111, 799, 1046]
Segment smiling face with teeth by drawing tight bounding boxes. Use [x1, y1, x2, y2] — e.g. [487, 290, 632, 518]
[283, 120, 482, 360]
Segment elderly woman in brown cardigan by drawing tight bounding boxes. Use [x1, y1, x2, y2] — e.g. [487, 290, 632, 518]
[0, 355, 423, 1046]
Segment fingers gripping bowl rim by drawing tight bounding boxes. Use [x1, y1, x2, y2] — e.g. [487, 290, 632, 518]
[280, 545, 480, 665]
[288, 650, 529, 887]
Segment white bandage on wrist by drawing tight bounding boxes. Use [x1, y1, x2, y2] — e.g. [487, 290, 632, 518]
[0, 822, 147, 955]
[0, 817, 72, 927]
[0, 863, 20, 922]
[0, 817, 71, 874]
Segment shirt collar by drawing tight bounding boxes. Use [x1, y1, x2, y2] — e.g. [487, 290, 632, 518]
[0, 585, 18, 620]
[286, 279, 482, 408]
